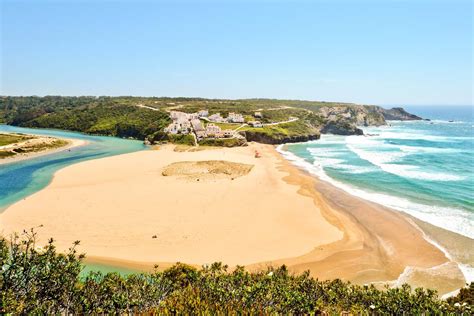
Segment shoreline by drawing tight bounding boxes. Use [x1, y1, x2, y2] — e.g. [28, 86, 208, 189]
[277, 143, 474, 284]
[0, 143, 468, 295]
[0, 136, 87, 165]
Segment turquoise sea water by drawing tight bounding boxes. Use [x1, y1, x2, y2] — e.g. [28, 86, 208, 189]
[281, 106, 474, 239]
[0, 125, 146, 210]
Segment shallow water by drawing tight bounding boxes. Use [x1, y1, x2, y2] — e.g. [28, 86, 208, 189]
[0, 125, 146, 210]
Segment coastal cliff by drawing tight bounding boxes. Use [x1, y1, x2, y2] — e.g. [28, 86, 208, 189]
[315, 105, 421, 136]
[378, 107, 423, 120]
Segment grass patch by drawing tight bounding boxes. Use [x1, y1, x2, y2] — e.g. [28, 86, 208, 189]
[0, 150, 16, 158]
[28, 139, 69, 152]
[167, 134, 195, 146]
[240, 121, 310, 137]
[0, 133, 32, 146]
[211, 122, 242, 130]
[199, 137, 246, 147]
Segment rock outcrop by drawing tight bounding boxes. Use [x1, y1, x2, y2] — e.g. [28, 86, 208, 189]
[315, 105, 421, 136]
[318, 105, 386, 127]
[378, 107, 422, 121]
[320, 121, 363, 135]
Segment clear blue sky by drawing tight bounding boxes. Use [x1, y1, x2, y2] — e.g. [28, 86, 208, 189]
[1, 0, 472, 105]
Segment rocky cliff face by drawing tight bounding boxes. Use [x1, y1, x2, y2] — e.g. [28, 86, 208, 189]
[320, 121, 363, 135]
[318, 105, 386, 127]
[315, 105, 421, 136]
[378, 107, 422, 120]
[316, 105, 384, 136]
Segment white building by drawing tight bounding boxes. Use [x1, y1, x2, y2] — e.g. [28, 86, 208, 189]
[227, 112, 244, 123]
[222, 129, 234, 138]
[164, 123, 180, 134]
[188, 113, 199, 120]
[205, 123, 221, 136]
[198, 110, 209, 117]
[248, 121, 263, 128]
[208, 113, 225, 123]
[191, 119, 204, 131]
[170, 111, 188, 120]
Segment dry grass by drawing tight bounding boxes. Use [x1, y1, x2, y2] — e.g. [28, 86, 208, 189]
[162, 160, 253, 180]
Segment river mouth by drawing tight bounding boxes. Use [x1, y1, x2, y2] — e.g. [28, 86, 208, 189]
[0, 125, 146, 210]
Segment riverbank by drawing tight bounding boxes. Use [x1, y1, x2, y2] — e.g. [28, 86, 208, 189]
[0, 143, 467, 295]
[0, 134, 87, 165]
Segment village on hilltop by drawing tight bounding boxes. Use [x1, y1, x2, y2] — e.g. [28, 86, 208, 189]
[164, 110, 263, 141]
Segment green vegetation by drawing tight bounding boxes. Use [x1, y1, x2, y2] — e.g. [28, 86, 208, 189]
[199, 137, 246, 147]
[1, 231, 472, 314]
[0, 133, 32, 146]
[240, 121, 320, 144]
[0, 151, 16, 158]
[146, 131, 196, 146]
[241, 121, 308, 137]
[1, 96, 393, 145]
[211, 122, 242, 130]
[0, 134, 69, 159]
[1, 96, 170, 140]
[166, 134, 196, 146]
[29, 139, 69, 152]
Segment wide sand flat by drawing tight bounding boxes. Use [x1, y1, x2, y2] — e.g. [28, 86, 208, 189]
[0, 144, 342, 265]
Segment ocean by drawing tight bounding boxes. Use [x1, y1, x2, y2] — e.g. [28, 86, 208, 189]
[281, 106, 473, 239]
[0, 125, 146, 210]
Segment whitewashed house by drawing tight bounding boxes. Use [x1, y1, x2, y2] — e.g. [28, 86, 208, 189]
[205, 123, 221, 136]
[208, 113, 225, 123]
[248, 121, 263, 128]
[222, 129, 234, 138]
[191, 119, 204, 131]
[164, 123, 180, 134]
[198, 110, 209, 117]
[227, 112, 244, 123]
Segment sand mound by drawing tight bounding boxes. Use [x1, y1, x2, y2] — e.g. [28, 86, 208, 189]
[162, 160, 253, 180]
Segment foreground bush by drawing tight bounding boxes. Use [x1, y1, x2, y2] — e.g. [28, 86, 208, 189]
[1, 230, 472, 314]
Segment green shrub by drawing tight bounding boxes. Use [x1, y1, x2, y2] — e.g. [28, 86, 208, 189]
[1, 231, 472, 314]
[166, 134, 196, 146]
[198, 137, 246, 147]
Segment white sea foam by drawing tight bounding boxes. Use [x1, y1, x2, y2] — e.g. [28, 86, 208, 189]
[306, 148, 344, 157]
[327, 164, 377, 174]
[376, 131, 453, 142]
[312, 157, 345, 167]
[398, 145, 459, 154]
[276, 144, 474, 239]
[376, 163, 465, 181]
[346, 137, 465, 181]
[418, 231, 474, 284]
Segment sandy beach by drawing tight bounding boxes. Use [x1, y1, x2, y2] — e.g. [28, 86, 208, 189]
[0, 143, 468, 295]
